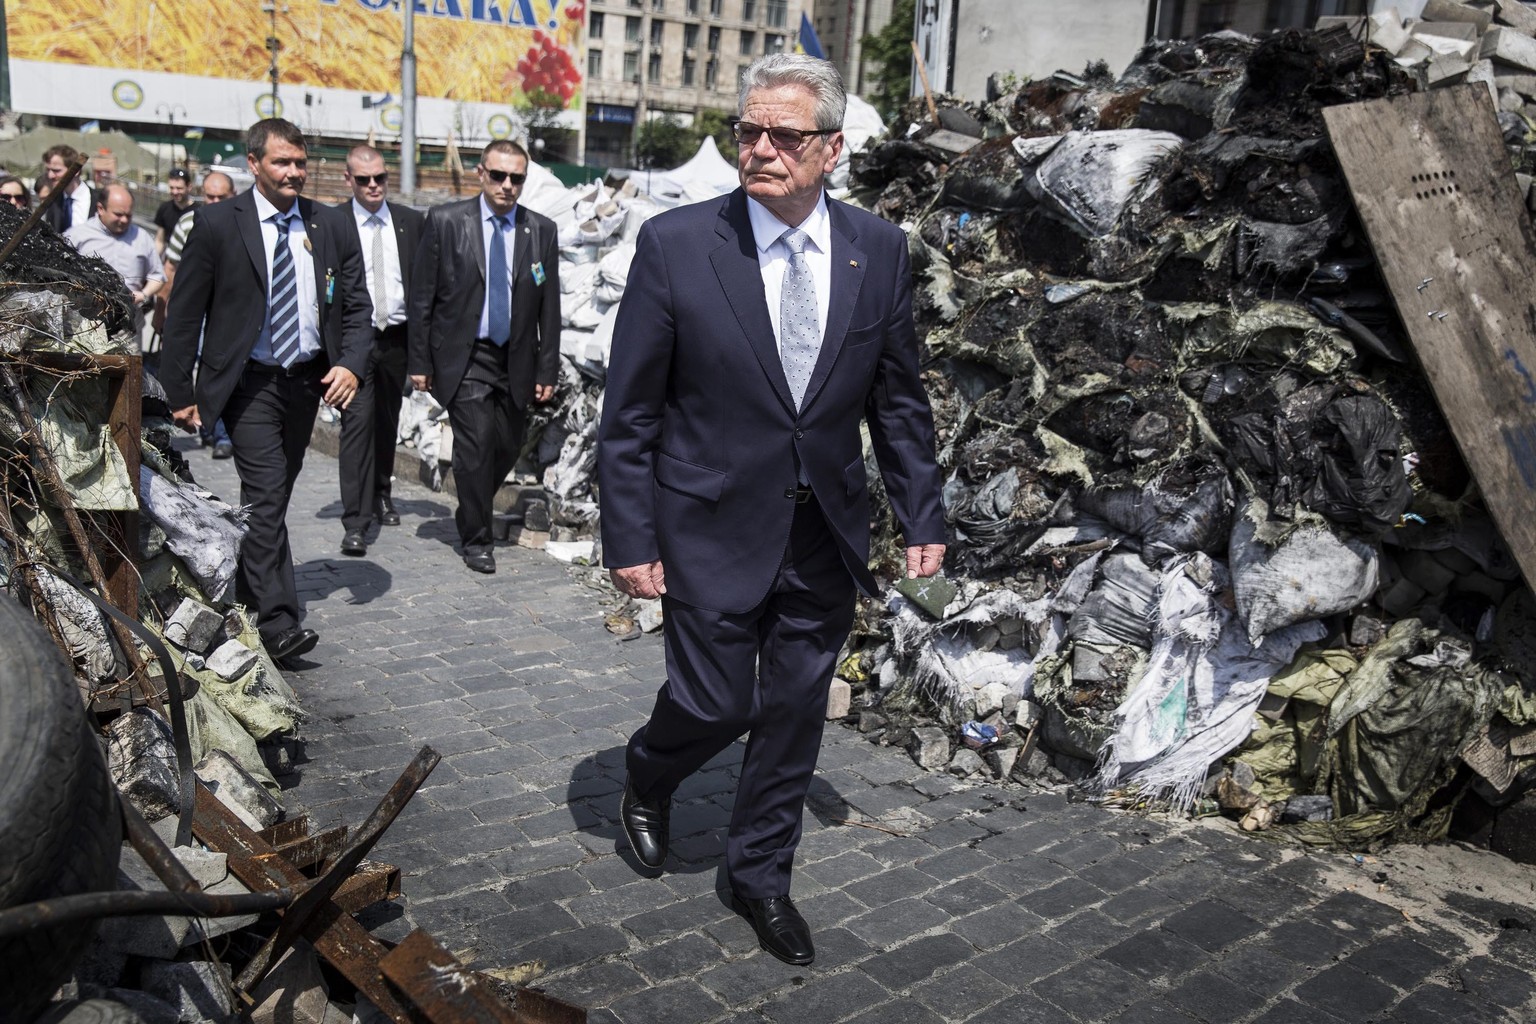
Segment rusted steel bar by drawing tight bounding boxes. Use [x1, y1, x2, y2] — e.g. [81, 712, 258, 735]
[258, 816, 312, 847]
[377, 929, 521, 1024]
[276, 825, 350, 871]
[514, 987, 590, 1024]
[0, 888, 291, 940]
[330, 861, 401, 915]
[122, 799, 198, 894]
[236, 747, 439, 991]
[0, 158, 81, 265]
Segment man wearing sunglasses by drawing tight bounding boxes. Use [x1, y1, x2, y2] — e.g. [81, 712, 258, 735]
[408, 140, 560, 575]
[0, 175, 29, 210]
[333, 146, 423, 557]
[598, 53, 946, 967]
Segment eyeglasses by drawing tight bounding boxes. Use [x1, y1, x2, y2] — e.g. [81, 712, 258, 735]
[0, 192, 25, 205]
[352, 172, 388, 186]
[482, 168, 527, 185]
[730, 119, 840, 152]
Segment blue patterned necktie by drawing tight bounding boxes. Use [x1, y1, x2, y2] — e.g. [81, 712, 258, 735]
[269, 214, 302, 367]
[487, 213, 510, 345]
[778, 228, 819, 409]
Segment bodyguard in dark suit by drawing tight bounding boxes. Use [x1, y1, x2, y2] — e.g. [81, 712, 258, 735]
[333, 145, 423, 556]
[408, 140, 560, 574]
[597, 54, 947, 966]
[161, 118, 373, 662]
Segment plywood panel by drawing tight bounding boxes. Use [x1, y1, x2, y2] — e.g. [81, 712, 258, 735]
[1323, 84, 1536, 591]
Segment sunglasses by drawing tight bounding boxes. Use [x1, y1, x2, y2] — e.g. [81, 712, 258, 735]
[731, 119, 840, 152]
[482, 168, 527, 185]
[0, 192, 24, 205]
[352, 172, 388, 186]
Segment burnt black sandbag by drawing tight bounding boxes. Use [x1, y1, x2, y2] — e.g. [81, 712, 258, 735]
[1300, 393, 1412, 536]
[1136, 76, 1245, 139]
[1078, 469, 1234, 565]
[940, 137, 1035, 212]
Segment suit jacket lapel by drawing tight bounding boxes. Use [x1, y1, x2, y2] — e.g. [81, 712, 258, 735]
[235, 191, 267, 290]
[800, 199, 865, 412]
[299, 197, 327, 319]
[710, 191, 795, 414]
[469, 200, 487, 283]
[389, 201, 411, 292]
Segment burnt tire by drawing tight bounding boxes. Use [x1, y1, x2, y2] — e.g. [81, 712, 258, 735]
[0, 591, 123, 1024]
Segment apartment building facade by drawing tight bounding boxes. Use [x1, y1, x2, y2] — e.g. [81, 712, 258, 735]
[811, 0, 899, 97]
[584, 0, 811, 165]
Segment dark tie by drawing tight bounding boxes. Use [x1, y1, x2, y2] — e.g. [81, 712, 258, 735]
[269, 214, 302, 367]
[778, 228, 819, 409]
[61, 191, 73, 230]
[487, 214, 510, 345]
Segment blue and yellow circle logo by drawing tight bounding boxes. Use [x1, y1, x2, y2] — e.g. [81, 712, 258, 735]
[255, 94, 284, 119]
[111, 81, 144, 111]
[379, 104, 403, 133]
[487, 114, 515, 140]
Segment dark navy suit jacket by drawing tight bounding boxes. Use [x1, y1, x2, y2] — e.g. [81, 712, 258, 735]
[598, 188, 946, 615]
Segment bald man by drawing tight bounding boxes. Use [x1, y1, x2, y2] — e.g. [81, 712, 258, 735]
[64, 183, 164, 332]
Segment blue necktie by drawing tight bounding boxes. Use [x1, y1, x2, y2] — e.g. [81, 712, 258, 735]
[487, 214, 510, 345]
[269, 215, 302, 367]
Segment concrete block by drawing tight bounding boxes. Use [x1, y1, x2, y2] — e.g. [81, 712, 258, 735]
[1015, 699, 1043, 731]
[948, 748, 985, 777]
[635, 598, 663, 633]
[206, 639, 259, 681]
[164, 599, 224, 653]
[1494, 0, 1536, 35]
[1469, 56, 1502, 101]
[984, 745, 1021, 780]
[195, 749, 282, 830]
[174, 847, 228, 890]
[974, 682, 1010, 719]
[1423, 0, 1495, 29]
[858, 711, 887, 734]
[36, 998, 158, 1024]
[183, 873, 260, 945]
[825, 678, 852, 720]
[909, 726, 950, 769]
[106, 708, 180, 823]
[1009, 745, 1054, 782]
[249, 941, 329, 1024]
[1503, 85, 1528, 108]
[1428, 54, 1474, 83]
[1369, 10, 1413, 54]
[1482, 26, 1536, 70]
[141, 959, 234, 1024]
[106, 989, 181, 1024]
[98, 847, 194, 958]
[1394, 38, 1435, 64]
[1493, 72, 1536, 91]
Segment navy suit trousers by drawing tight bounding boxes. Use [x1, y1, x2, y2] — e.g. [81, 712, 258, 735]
[626, 496, 856, 899]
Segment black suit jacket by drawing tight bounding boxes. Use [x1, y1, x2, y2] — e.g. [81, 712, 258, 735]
[330, 198, 424, 317]
[42, 184, 95, 235]
[160, 190, 374, 422]
[407, 197, 560, 409]
[597, 189, 946, 614]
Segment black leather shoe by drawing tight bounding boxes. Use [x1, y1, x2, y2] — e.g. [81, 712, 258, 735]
[375, 495, 401, 526]
[463, 551, 496, 574]
[732, 893, 815, 966]
[620, 778, 669, 869]
[341, 529, 367, 556]
[265, 627, 318, 662]
[211, 440, 234, 460]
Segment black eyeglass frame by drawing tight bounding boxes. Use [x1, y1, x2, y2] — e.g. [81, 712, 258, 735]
[481, 168, 528, 185]
[730, 119, 841, 152]
[351, 172, 389, 186]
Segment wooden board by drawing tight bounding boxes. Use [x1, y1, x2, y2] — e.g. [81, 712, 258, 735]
[1324, 85, 1536, 591]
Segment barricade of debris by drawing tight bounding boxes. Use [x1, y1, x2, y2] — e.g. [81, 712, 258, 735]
[0, 196, 586, 1024]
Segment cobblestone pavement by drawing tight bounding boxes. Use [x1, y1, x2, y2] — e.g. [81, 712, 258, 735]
[190, 440, 1536, 1024]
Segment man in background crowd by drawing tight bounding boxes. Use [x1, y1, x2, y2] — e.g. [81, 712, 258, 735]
[40, 144, 92, 233]
[0, 175, 29, 210]
[162, 170, 236, 458]
[153, 167, 193, 256]
[64, 183, 164, 335]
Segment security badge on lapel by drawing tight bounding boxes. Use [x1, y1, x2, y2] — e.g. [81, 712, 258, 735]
[532, 261, 546, 286]
[303, 227, 335, 306]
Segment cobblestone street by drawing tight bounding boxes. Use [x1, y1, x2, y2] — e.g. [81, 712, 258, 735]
[192, 440, 1536, 1024]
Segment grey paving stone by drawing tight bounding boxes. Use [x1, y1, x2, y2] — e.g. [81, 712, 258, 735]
[923, 875, 1010, 916]
[1078, 854, 1159, 894]
[696, 952, 803, 1004]
[1293, 963, 1399, 1020]
[1163, 968, 1268, 1023]
[759, 971, 890, 1024]
[844, 898, 953, 949]
[1260, 920, 1361, 966]
[606, 979, 725, 1024]
[912, 845, 996, 881]
[1160, 899, 1266, 952]
[628, 932, 725, 984]
[972, 933, 1078, 987]
[1343, 935, 1450, 992]
[966, 990, 1081, 1024]
[621, 894, 732, 943]
[801, 851, 888, 889]
[1453, 955, 1536, 1013]
[1213, 944, 1311, 996]
[1099, 927, 1213, 983]
[843, 1001, 949, 1024]
[1313, 890, 1413, 935]
[1390, 982, 1507, 1024]
[1103, 998, 1202, 1024]
[844, 866, 940, 908]
[1033, 956, 1153, 1022]
[535, 960, 651, 1008]
[947, 904, 1046, 951]
[858, 932, 974, 991]
[909, 962, 1014, 1019]
[1021, 876, 1107, 920]
[512, 924, 632, 973]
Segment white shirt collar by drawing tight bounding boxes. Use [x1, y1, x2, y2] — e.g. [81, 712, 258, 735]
[352, 198, 391, 226]
[746, 193, 830, 256]
[253, 188, 298, 225]
[479, 195, 517, 223]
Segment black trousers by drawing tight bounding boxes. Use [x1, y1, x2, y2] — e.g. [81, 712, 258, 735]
[338, 324, 408, 532]
[626, 496, 856, 899]
[448, 338, 524, 556]
[223, 359, 325, 641]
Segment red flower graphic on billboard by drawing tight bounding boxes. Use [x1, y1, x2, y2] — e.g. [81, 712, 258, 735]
[508, 30, 580, 107]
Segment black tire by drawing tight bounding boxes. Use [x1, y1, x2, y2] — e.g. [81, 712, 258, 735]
[0, 591, 123, 1024]
[34, 1000, 146, 1024]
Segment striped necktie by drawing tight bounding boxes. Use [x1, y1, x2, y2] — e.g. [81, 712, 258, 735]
[269, 214, 302, 367]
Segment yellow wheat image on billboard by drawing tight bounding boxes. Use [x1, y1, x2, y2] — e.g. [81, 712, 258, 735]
[8, 0, 585, 108]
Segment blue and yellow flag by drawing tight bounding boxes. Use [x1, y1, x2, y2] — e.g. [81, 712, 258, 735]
[797, 11, 826, 59]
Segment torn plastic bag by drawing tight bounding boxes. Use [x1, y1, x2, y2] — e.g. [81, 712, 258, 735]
[1229, 503, 1379, 644]
[1092, 553, 1327, 810]
[1230, 648, 1358, 801]
[1163, 301, 1356, 375]
[941, 137, 1036, 212]
[1077, 464, 1234, 565]
[138, 464, 248, 603]
[1027, 129, 1184, 237]
[1135, 76, 1247, 139]
[1068, 552, 1160, 648]
[1236, 215, 1337, 278]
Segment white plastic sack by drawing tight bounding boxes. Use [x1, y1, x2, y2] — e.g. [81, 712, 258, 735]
[1230, 509, 1379, 644]
[1030, 129, 1184, 237]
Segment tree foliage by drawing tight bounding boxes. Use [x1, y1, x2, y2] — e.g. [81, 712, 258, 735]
[635, 114, 696, 168]
[862, 0, 915, 124]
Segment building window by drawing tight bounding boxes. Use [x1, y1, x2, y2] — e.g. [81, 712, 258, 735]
[625, 15, 641, 40]
[708, 25, 720, 51]
[650, 19, 663, 44]
[743, 0, 755, 20]
[648, 50, 662, 81]
[683, 56, 696, 85]
[623, 51, 640, 81]
[686, 0, 698, 13]
[739, 29, 755, 55]
[765, 0, 785, 27]
[650, 0, 664, 10]
[590, 11, 604, 37]
[709, 0, 721, 16]
[684, 23, 699, 48]
[764, 32, 784, 53]
[588, 48, 603, 77]
[628, 0, 641, 7]
[705, 57, 718, 88]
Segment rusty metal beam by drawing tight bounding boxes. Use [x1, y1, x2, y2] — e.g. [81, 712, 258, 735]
[513, 988, 589, 1024]
[258, 816, 312, 848]
[378, 929, 521, 1024]
[276, 825, 350, 871]
[331, 861, 402, 915]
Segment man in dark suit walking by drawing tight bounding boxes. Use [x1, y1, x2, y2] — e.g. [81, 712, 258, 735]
[408, 140, 560, 575]
[597, 53, 947, 966]
[334, 145, 423, 556]
[161, 118, 373, 662]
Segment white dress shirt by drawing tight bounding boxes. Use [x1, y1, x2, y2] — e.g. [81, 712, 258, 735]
[63, 181, 92, 230]
[746, 193, 832, 357]
[352, 198, 406, 327]
[476, 195, 517, 340]
[250, 190, 321, 365]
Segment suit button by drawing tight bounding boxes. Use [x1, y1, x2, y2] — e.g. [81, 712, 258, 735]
[784, 488, 795, 499]
[794, 430, 804, 439]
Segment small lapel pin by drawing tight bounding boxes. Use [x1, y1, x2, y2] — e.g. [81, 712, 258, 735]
[303, 237, 313, 253]
[849, 259, 859, 268]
